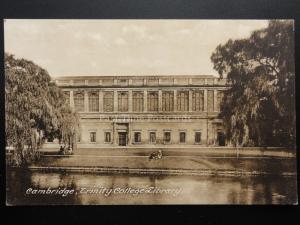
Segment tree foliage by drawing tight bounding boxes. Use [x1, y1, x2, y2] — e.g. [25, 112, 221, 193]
[5, 53, 80, 166]
[211, 20, 295, 147]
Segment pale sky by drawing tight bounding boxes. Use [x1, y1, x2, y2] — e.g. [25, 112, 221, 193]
[4, 19, 269, 78]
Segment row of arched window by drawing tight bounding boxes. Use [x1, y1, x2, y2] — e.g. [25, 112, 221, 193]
[66, 90, 221, 112]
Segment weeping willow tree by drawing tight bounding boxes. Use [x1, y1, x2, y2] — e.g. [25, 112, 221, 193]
[5, 53, 80, 166]
[211, 20, 295, 147]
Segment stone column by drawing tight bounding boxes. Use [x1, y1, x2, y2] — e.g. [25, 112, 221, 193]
[173, 89, 177, 112]
[204, 89, 208, 112]
[158, 90, 162, 112]
[99, 90, 103, 112]
[114, 90, 118, 112]
[128, 90, 133, 112]
[214, 90, 218, 112]
[84, 90, 89, 112]
[189, 90, 193, 112]
[70, 90, 74, 109]
[143, 90, 147, 112]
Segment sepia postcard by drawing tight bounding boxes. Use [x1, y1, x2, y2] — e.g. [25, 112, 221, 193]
[5, 19, 297, 205]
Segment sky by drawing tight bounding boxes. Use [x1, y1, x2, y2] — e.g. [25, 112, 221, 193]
[4, 19, 269, 78]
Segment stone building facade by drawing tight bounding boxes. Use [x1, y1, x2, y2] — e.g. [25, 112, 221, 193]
[53, 75, 229, 148]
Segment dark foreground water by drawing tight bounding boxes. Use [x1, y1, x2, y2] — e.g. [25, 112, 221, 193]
[6, 169, 297, 205]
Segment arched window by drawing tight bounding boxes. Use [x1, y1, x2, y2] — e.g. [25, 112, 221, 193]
[89, 92, 99, 112]
[103, 92, 114, 112]
[216, 91, 224, 112]
[148, 92, 158, 112]
[207, 90, 214, 112]
[74, 92, 84, 112]
[177, 91, 189, 111]
[118, 92, 128, 112]
[162, 91, 174, 111]
[133, 92, 143, 112]
[192, 90, 204, 111]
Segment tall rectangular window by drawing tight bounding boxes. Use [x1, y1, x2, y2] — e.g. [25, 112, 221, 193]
[133, 92, 143, 112]
[207, 90, 214, 112]
[88, 92, 99, 112]
[162, 91, 174, 111]
[164, 131, 171, 143]
[103, 92, 114, 112]
[90, 132, 96, 143]
[118, 92, 128, 112]
[192, 90, 204, 111]
[179, 132, 186, 143]
[149, 132, 156, 144]
[177, 91, 189, 111]
[195, 132, 201, 144]
[104, 132, 111, 143]
[134, 132, 141, 143]
[216, 91, 224, 112]
[148, 92, 158, 112]
[74, 92, 84, 112]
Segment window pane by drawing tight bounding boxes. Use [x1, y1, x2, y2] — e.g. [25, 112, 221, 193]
[150, 132, 156, 143]
[89, 92, 99, 112]
[177, 91, 189, 111]
[133, 92, 144, 112]
[148, 92, 158, 111]
[90, 132, 96, 142]
[103, 92, 114, 112]
[180, 132, 186, 143]
[134, 132, 141, 143]
[162, 91, 174, 111]
[207, 90, 214, 112]
[74, 92, 84, 112]
[164, 132, 171, 143]
[216, 91, 224, 112]
[118, 92, 128, 112]
[195, 132, 201, 143]
[192, 90, 204, 111]
[105, 132, 111, 142]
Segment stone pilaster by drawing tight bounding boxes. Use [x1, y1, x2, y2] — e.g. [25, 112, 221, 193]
[189, 90, 193, 112]
[114, 91, 118, 112]
[173, 89, 177, 112]
[128, 90, 133, 112]
[158, 90, 162, 112]
[204, 89, 208, 112]
[99, 90, 103, 112]
[143, 90, 147, 112]
[84, 90, 89, 112]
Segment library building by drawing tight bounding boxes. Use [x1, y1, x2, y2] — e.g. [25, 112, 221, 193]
[52, 75, 229, 148]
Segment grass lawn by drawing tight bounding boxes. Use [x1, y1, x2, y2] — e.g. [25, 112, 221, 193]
[32, 155, 297, 175]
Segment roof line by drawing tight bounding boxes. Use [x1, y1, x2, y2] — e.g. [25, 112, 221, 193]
[54, 75, 219, 79]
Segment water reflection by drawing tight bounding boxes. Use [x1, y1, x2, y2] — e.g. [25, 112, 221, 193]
[6, 169, 297, 205]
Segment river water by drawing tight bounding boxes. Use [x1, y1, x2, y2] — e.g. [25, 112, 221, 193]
[6, 170, 297, 205]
